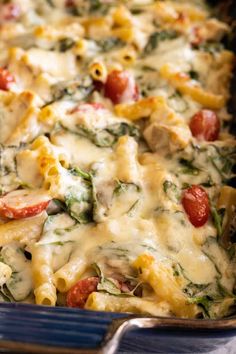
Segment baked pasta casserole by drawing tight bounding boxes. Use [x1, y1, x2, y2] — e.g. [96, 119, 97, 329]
[0, 0, 235, 319]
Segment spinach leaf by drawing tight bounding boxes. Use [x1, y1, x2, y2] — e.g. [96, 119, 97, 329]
[144, 30, 179, 54]
[64, 168, 93, 224]
[97, 277, 121, 295]
[106, 122, 140, 140]
[163, 180, 180, 202]
[96, 38, 125, 52]
[0, 145, 23, 195]
[92, 263, 121, 295]
[179, 158, 200, 175]
[75, 125, 116, 147]
[65, 185, 93, 224]
[44, 76, 94, 107]
[67, 122, 140, 148]
[183, 282, 210, 297]
[189, 295, 213, 317]
[69, 167, 91, 181]
[51, 199, 67, 213]
[65, 0, 110, 16]
[92, 263, 141, 297]
[113, 180, 140, 196]
[188, 279, 236, 318]
[208, 145, 236, 184]
[58, 38, 75, 52]
[211, 207, 225, 239]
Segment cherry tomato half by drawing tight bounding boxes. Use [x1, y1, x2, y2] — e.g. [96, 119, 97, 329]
[0, 68, 14, 91]
[66, 277, 99, 308]
[189, 110, 220, 141]
[182, 185, 210, 227]
[0, 189, 51, 219]
[104, 70, 139, 104]
[70, 102, 105, 114]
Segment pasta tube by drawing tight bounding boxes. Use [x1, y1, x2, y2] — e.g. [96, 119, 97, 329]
[85, 292, 170, 316]
[159, 64, 225, 109]
[133, 254, 199, 318]
[54, 249, 87, 292]
[32, 244, 57, 306]
[0, 211, 47, 247]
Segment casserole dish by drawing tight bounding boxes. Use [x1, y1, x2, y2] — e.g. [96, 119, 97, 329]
[0, 0, 235, 353]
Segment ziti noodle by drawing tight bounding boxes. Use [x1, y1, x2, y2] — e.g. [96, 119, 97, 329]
[0, 0, 235, 319]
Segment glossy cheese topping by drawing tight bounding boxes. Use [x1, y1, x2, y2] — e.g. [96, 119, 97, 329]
[0, 0, 235, 319]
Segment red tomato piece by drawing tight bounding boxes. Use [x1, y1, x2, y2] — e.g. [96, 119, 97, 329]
[0, 68, 14, 91]
[104, 70, 139, 104]
[0, 189, 51, 219]
[66, 277, 99, 308]
[182, 185, 210, 227]
[70, 102, 105, 114]
[0, 3, 21, 21]
[189, 110, 220, 141]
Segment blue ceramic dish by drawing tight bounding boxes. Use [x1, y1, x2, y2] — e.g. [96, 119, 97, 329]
[0, 303, 236, 353]
[0, 1, 236, 353]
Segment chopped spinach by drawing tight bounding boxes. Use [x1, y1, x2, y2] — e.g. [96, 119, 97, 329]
[97, 277, 121, 295]
[179, 158, 200, 176]
[189, 295, 213, 317]
[44, 75, 94, 107]
[64, 169, 93, 224]
[208, 145, 236, 184]
[188, 280, 236, 318]
[75, 125, 117, 147]
[96, 38, 125, 52]
[52, 199, 68, 213]
[63, 122, 140, 148]
[144, 30, 179, 54]
[184, 282, 210, 297]
[92, 263, 141, 297]
[211, 207, 225, 239]
[66, 0, 112, 16]
[0, 145, 23, 195]
[92, 263, 121, 295]
[113, 180, 140, 196]
[106, 122, 140, 140]
[68, 166, 91, 181]
[163, 180, 180, 203]
[58, 38, 76, 52]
